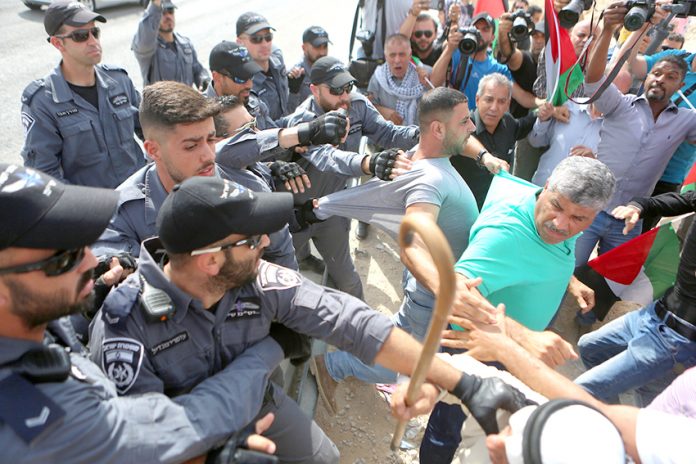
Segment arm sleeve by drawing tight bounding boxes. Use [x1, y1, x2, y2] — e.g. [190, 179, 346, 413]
[360, 99, 419, 149]
[454, 226, 523, 297]
[527, 118, 552, 148]
[20, 102, 66, 182]
[583, 79, 627, 117]
[91, 203, 145, 257]
[300, 145, 366, 177]
[215, 129, 283, 170]
[191, 45, 210, 88]
[366, 75, 382, 106]
[631, 190, 696, 218]
[514, 113, 538, 140]
[131, 2, 160, 64]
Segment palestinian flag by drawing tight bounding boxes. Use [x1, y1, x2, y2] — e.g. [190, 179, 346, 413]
[681, 162, 696, 193]
[544, 0, 584, 105]
[473, 0, 507, 19]
[575, 214, 691, 320]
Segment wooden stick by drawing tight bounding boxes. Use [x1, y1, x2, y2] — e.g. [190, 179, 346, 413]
[390, 212, 456, 451]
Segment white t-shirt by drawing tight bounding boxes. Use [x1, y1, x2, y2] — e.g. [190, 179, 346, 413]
[636, 408, 696, 464]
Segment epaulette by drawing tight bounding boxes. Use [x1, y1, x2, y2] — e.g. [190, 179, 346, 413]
[100, 63, 129, 75]
[21, 79, 45, 105]
[101, 274, 142, 326]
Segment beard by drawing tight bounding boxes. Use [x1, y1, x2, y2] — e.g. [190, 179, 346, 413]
[443, 130, 471, 157]
[6, 270, 94, 329]
[207, 249, 259, 293]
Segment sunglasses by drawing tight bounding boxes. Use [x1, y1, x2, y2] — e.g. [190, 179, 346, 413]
[414, 30, 434, 39]
[163, 7, 176, 14]
[190, 235, 263, 256]
[661, 45, 674, 51]
[0, 248, 85, 277]
[327, 83, 354, 96]
[219, 70, 251, 85]
[248, 33, 273, 44]
[54, 27, 101, 43]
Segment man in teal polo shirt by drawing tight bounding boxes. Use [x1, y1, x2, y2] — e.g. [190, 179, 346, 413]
[444, 156, 616, 360]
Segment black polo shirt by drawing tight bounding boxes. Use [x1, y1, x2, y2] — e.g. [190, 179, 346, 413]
[451, 108, 536, 209]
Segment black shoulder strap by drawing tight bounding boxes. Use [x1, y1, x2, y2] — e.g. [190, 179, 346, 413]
[348, 0, 363, 61]
[380, 0, 387, 54]
[452, 55, 472, 92]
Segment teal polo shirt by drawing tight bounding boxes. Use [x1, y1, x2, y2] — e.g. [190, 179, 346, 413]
[454, 172, 578, 330]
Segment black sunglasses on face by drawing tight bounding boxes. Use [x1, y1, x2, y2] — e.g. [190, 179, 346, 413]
[328, 83, 354, 96]
[249, 33, 273, 44]
[54, 27, 101, 43]
[414, 30, 434, 39]
[190, 235, 263, 256]
[0, 248, 85, 277]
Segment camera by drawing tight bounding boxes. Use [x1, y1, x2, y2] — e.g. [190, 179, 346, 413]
[458, 27, 485, 55]
[356, 29, 376, 58]
[558, 0, 593, 28]
[509, 10, 534, 42]
[624, 0, 655, 30]
[668, 0, 696, 17]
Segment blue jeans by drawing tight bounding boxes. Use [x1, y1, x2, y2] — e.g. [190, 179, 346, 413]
[574, 211, 642, 325]
[324, 289, 433, 384]
[575, 301, 696, 406]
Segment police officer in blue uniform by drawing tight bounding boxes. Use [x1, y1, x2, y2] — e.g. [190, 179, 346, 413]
[132, 0, 209, 89]
[285, 56, 420, 299]
[20, 0, 145, 189]
[89, 174, 532, 463]
[287, 26, 331, 114]
[236, 12, 291, 121]
[0, 164, 286, 462]
[205, 41, 278, 130]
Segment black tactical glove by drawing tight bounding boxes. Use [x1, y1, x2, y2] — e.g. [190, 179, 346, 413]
[208, 421, 279, 464]
[287, 73, 305, 94]
[94, 252, 137, 278]
[296, 111, 348, 146]
[199, 76, 211, 92]
[269, 160, 306, 184]
[451, 373, 537, 435]
[368, 148, 400, 181]
[290, 199, 323, 233]
[269, 322, 312, 366]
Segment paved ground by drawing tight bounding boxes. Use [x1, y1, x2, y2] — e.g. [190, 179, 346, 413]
[0, 0, 355, 165]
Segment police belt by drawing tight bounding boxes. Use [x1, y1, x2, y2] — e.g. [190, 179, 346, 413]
[655, 299, 696, 343]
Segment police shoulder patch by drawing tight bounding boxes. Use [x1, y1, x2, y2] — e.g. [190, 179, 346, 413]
[257, 261, 302, 290]
[21, 112, 35, 136]
[102, 337, 144, 394]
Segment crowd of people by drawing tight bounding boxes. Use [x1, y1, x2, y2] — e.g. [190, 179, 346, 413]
[2, 0, 696, 462]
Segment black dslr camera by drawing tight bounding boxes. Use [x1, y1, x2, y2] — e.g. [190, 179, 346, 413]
[458, 27, 485, 55]
[509, 9, 534, 42]
[558, 0, 593, 28]
[356, 29, 376, 58]
[624, 0, 655, 31]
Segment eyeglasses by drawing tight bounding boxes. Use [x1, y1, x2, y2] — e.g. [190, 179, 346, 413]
[232, 118, 257, 134]
[54, 27, 101, 43]
[0, 248, 85, 277]
[327, 83, 354, 96]
[219, 70, 251, 85]
[414, 30, 434, 39]
[190, 236, 263, 256]
[248, 33, 273, 44]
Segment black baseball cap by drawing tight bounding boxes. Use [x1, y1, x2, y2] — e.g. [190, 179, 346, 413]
[44, 0, 106, 36]
[533, 22, 545, 35]
[310, 56, 355, 87]
[303, 26, 332, 47]
[161, 0, 177, 10]
[0, 164, 118, 250]
[236, 12, 275, 37]
[472, 12, 494, 27]
[209, 41, 262, 81]
[157, 177, 293, 254]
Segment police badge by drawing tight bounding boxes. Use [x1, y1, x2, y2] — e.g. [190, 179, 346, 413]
[101, 338, 144, 394]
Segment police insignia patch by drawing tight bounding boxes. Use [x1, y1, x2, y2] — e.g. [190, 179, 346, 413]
[20, 112, 35, 136]
[257, 262, 302, 290]
[102, 338, 144, 394]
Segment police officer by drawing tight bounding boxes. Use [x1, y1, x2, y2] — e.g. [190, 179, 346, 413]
[236, 12, 290, 121]
[88, 174, 532, 463]
[93, 81, 344, 269]
[285, 56, 419, 299]
[287, 26, 331, 113]
[0, 163, 285, 462]
[20, 0, 145, 189]
[205, 40, 277, 130]
[132, 0, 210, 89]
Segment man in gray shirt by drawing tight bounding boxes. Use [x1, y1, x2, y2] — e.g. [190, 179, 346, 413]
[131, 0, 209, 89]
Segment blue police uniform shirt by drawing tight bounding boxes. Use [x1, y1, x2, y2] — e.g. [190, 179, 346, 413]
[20, 63, 145, 188]
[449, 50, 513, 109]
[252, 48, 290, 120]
[645, 50, 696, 184]
[131, 2, 209, 88]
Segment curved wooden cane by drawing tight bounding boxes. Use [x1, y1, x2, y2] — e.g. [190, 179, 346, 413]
[390, 213, 456, 451]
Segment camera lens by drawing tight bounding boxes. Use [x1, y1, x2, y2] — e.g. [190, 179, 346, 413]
[559, 0, 585, 28]
[624, 5, 650, 31]
[459, 33, 478, 55]
[511, 16, 529, 41]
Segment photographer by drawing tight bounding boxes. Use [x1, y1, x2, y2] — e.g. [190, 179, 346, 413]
[431, 13, 537, 110]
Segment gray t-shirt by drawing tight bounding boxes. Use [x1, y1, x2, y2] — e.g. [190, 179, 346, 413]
[316, 156, 478, 300]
